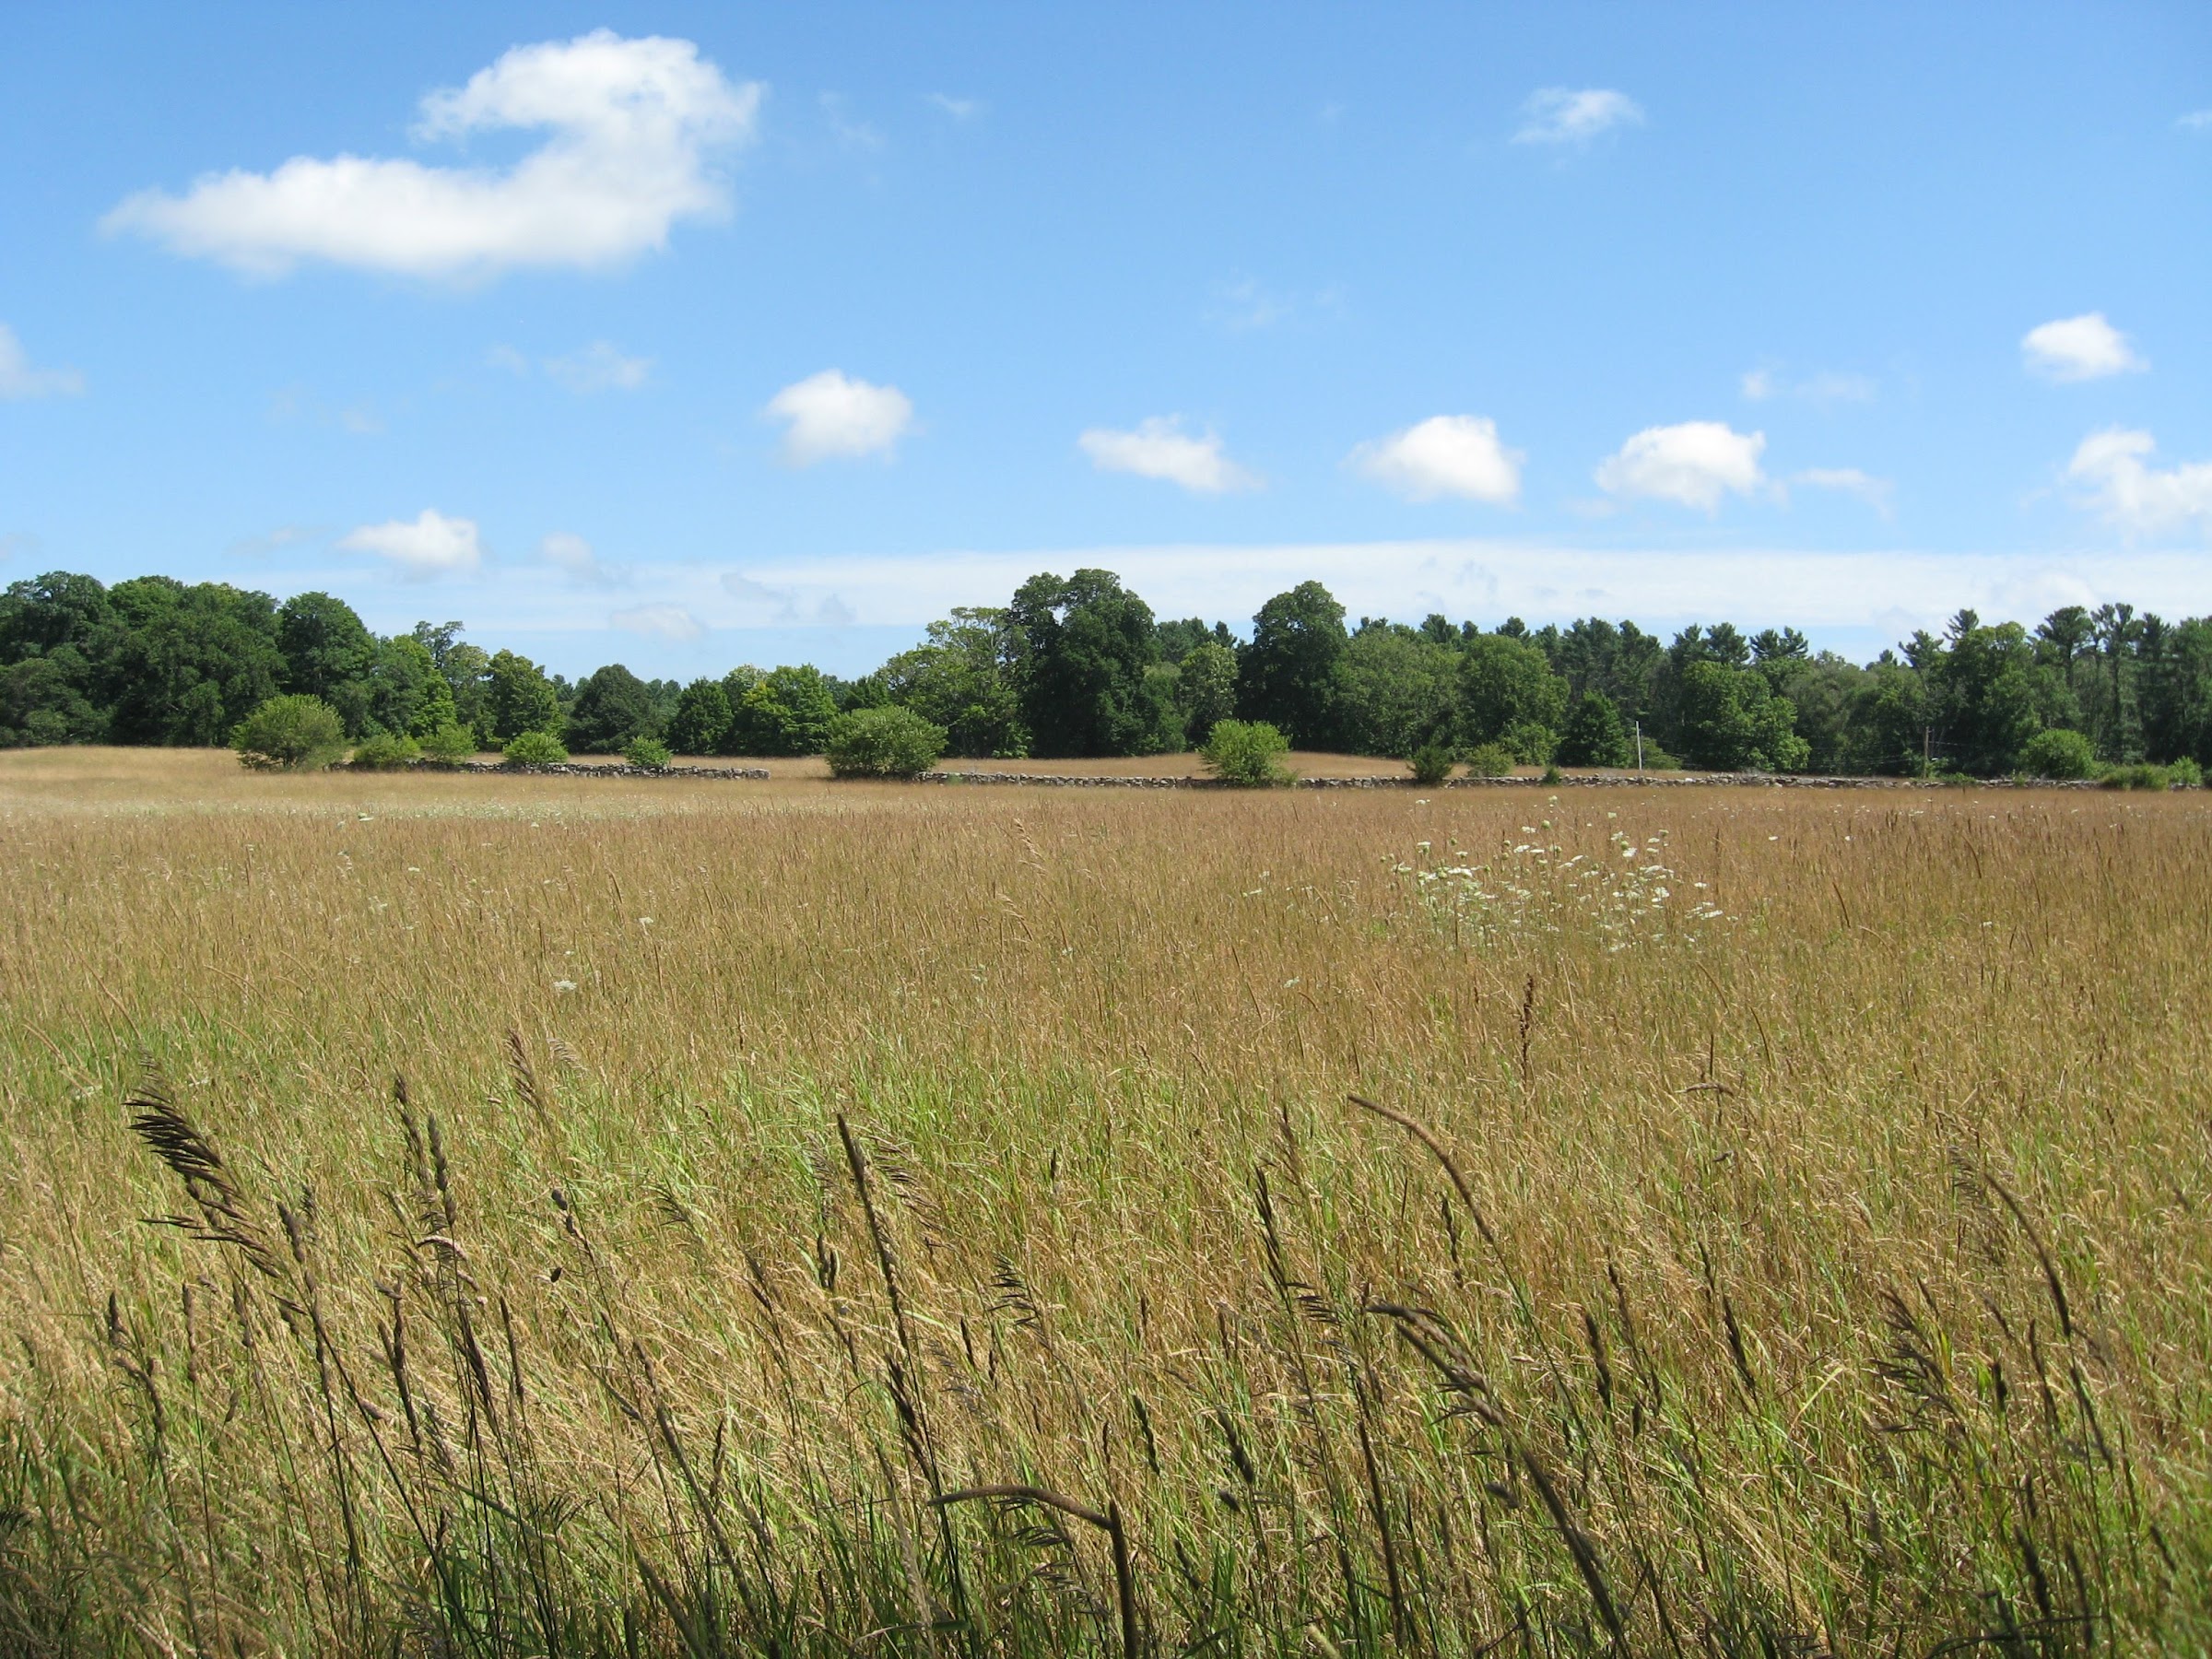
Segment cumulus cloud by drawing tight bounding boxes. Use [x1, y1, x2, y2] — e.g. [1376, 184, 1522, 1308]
[1595, 421, 1768, 511]
[1351, 415, 1523, 504]
[1079, 417, 1258, 493]
[612, 604, 704, 641]
[2065, 429, 2212, 535]
[0, 324, 85, 400]
[103, 31, 759, 280]
[2022, 312, 2146, 382]
[340, 510, 482, 576]
[1792, 467, 1893, 515]
[765, 370, 914, 464]
[1513, 88, 1643, 146]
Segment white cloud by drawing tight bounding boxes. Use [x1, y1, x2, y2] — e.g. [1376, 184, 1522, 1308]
[720, 571, 856, 626]
[2065, 429, 2212, 535]
[1513, 88, 1643, 146]
[1793, 467, 1893, 515]
[1079, 417, 1258, 493]
[764, 370, 914, 464]
[339, 509, 483, 576]
[2021, 312, 2146, 382]
[611, 604, 704, 641]
[1741, 364, 1877, 406]
[1351, 415, 1523, 505]
[103, 31, 759, 280]
[2179, 110, 2212, 132]
[544, 340, 652, 393]
[0, 324, 85, 400]
[1595, 422, 1767, 511]
[929, 93, 982, 121]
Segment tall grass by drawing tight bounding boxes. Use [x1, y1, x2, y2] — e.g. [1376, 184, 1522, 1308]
[0, 749, 2206, 1653]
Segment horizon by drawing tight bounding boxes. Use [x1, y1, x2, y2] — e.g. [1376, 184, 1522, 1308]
[5, 4, 2209, 678]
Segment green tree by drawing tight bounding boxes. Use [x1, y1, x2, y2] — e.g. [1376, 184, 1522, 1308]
[877, 608, 1027, 758]
[230, 694, 347, 770]
[1008, 570, 1181, 758]
[567, 664, 661, 753]
[1173, 639, 1240, 748]
[726, 665, 841, 756]
[104, 577, 287, 746]
[1238, 582, 1347, 749]
[408, 672, 459, 739]
[1338, 626, 1459, 758]
[2019, 727, 2096, 780]
[486, 649, 562, 742]
[666, 678, 735, 755]
[367, 636, 437, 738]
[1200, 719, 1292, 785]
[276, 592, 376, 735]
[2140, 618, 2212, 767]
[1925, 612, 2056, 774]
[1676, 661, 1810, 771]
[1556, 689, 1632, 767]
[1458, 632, 1568, 754]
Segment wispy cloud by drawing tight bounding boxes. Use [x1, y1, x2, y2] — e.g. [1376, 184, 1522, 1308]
[1079, 417, 1259, 493]
[544, 341, 652, 394]
[1741, 364, 1877, 406]
[2178, 110, 2212, 132]
[1792, 467, 1893, 516]
[820, 92, 884, 151]
[611, 603, 704, 641]
[541, 531, 629, 584]
[1351, 416, 1523, 505]
[0, 324, 85, 400]
[721, 571, 854, 626]
[928, 93, 982, 121]
[104, 31, 759, 280]
[1513, 88, 1643, 147]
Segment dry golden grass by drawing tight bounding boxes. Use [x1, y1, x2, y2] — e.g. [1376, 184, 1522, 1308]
[0, 747, 2206, 1653]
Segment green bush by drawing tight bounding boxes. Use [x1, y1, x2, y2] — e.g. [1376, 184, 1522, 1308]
[1407, 742, 1455, 786]
[1500, 720, 1559, 766]
[623, 736, 673, 771]
[1636, 744, 1684, 771]
[1462, 741, 1516, 778]
[824, 705, 948, 778]
[1200, 719, 1292, 787]
[348, 731, 419, 770]
[501, 729, 570, 767]
[418, 723, 478, 767]
[2100, 762, 2172, 791]
[2169, 757, 2204, 788]
[230, 695, 347, 771]
[2020, 727, 2097, 781]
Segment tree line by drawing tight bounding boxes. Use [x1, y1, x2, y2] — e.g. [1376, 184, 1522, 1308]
[5, 565, 2210, 776]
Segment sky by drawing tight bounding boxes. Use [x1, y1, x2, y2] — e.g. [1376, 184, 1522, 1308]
[2, 3, 2208, 678]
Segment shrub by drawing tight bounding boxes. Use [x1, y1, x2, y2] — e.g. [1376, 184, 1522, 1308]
[1200, 719, 1292, 787]
[502, 729, 570, 767]
[2100, 762, 2172, 792]
[2020, 727, 2097, 781]
[825, 706, 947, 779]
[1541, 763, 1563, 786]
[1462, 741, 1516, 778]
[1407, 742, 1455, 786]
[624, 736, 674, 771]
[348, 732, 419, 770]
[230, 695, 347, 771]
[1501, 720, 1559, 766]
[417, 723, 477, 767]
[1637, 743, 1684, 771]
[2169, 757, 2204, 788]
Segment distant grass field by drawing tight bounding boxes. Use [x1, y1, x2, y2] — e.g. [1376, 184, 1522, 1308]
[1, 747, 2206, 1654]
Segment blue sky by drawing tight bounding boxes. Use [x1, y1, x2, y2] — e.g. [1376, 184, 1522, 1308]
[3, 3, 2207, 677]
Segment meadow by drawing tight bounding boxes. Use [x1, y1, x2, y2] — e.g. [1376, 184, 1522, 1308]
[0, 748, 2206, 1655]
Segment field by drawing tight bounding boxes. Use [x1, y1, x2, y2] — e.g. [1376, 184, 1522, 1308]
[1, 748, 2207, 1655]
